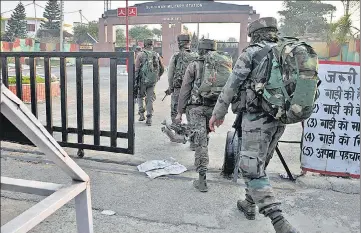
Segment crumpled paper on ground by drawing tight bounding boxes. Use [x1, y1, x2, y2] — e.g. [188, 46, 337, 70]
[137, 159, 187, 179]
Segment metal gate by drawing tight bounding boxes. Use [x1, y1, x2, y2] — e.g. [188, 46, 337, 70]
[0, 51, 135, 157]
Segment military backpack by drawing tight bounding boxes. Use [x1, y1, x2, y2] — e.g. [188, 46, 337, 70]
[251, 37, 320, 124]
[173, 51, 198, 88]
[198, 51, 233, 101]
[140, 50, 159, 87]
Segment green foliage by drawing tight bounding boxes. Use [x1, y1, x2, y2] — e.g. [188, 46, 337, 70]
[116, 28, 126, 47]
[129, 25, 154, 41]
[329, 0, 360, 44]
[8, 75, 46, 85]
[87, 21, 99, 41]
[4, 2, 27, 42]
[73, 24, 88, 43]
[41, 0, 61, 30]
[278, 0, 336, 38]
[72, 21, 99, 43]
[190, 32, 198, 52]
[152, 28, 162, 39]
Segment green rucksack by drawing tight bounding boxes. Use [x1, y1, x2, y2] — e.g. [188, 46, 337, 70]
[252, 37, 320, 124]
[140, 50, 159, 87]
[173, 51, 198, 88]
[198, 51, 232, 101]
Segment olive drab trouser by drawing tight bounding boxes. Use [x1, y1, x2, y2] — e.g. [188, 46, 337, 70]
[188, 105, 213, 174]
[138, 84, 156, 117]
[171, 88, 190, 123]
[239, 112, 286, 218]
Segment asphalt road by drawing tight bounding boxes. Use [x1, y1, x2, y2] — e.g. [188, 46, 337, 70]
[1, 69, 360, 233]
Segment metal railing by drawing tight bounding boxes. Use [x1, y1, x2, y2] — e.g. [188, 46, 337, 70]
[0, 52, 135, 157]
[1, 82, 93, 233]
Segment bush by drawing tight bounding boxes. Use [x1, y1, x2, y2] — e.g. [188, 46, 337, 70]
[8, 75, 46, 84]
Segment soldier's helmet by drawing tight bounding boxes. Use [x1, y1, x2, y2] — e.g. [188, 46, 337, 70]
[177, 34, 191, 43]
[198, 39, 217, 51]
[135, 46, 142, 52]
[247, 17, 278, 37]
[144, 39, 153, 47]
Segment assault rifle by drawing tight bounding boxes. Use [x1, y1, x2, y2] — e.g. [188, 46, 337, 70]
[231, 111, 243, 182]
[162, 89, 172, 101]
[161, 120, 193, 143]
[134, 73, 140, 101]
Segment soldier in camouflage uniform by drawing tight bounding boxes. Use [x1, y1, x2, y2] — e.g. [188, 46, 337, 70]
[209, 18, 300, 233]
[135, 39, 165, 126]
[134, 46, 142, 58]
[167, 34, 198, 150]
[175, 39, 217, 192]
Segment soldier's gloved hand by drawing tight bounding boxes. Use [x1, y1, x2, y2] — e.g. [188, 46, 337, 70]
[209, 115, 224, 132]
[165, 89, 172, 95]
[175, 113, 182, 124]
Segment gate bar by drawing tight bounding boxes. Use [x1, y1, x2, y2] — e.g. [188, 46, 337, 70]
[15, 57, 22, 100]
[76, 58, 84, 156]
[110, 58, 118, 147]
[29, 57, 38, 118]
[44, 57, 53, 134]
[92, 58, 101, 146]
[60, 57, 68, 142]
[127, 53, 135, 154]
[1, 57, 9, 87]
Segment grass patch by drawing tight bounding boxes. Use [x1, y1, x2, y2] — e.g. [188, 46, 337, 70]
[8, 75, 45, 84]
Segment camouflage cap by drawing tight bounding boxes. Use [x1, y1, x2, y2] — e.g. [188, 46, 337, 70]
[198, 39, 217, 51]
[247, 17, 278, 36]
[144, 39, 153, 47]
[177, 34, 191, 42]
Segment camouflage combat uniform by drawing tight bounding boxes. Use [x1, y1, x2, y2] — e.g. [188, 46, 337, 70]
[135, 47, 164, 124]
[212, 17, 299, 233]
[168, 53, 189, 123]
[177, 47, 215, 191]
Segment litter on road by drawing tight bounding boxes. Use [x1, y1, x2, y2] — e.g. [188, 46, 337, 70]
[137, 159, 187, 179]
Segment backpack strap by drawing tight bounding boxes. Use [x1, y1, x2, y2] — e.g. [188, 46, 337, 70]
[252, 44, 273, 69]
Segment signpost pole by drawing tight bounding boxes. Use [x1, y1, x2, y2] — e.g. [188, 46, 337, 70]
[125, 0, 129, 72]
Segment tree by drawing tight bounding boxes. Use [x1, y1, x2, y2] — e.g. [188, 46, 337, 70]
[278, 1, 336, 38]
[152, 28, 162, 40]
[190, 32, 198, 52]
[72, 21, 99, 44]
[87, 21, 99, 41]
[116, 28, 126, 47]
[72, 23, 88, 43]
[41, 0, 61, 30]
[129, 25, 154, 42]
[182, 25, 189, 32]
[329, 0, 360, 44]
[4, 2, 27, 42]
[227, 37, 237, 42]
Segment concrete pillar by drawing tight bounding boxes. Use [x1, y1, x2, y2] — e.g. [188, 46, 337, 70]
[239, 20, 249, 53]
[161, 22, 182, 67]
[93, 42, 115, 67]
[98, 18, 106, 43]
[106, 23, 114, 43]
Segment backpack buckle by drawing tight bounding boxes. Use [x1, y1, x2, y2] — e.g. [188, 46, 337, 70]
[255, 83, 265, 95]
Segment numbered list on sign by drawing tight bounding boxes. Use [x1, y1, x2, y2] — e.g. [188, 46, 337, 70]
[301, 63, 360, 176]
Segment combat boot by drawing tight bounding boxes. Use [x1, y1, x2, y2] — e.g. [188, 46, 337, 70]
[138, 113, 145, 121]
[146, 116, 152, 126]
[193, 173, 208, 192]
[237, 194, 256, 220]
[272, 216, 300, 233]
